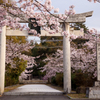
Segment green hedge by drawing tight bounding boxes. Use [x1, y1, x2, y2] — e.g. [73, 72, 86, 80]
[5, 57, 27, 86]
[51, 73, 63, 87]
[50, 70, 96, 90]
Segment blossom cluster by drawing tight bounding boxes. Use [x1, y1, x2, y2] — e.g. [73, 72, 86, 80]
[0, 0, 76, 36]
[6, 38, 35, 66]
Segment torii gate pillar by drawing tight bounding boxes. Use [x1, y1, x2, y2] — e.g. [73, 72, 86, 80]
[63, 23, 71, 93]
[0, 26, 6, 95]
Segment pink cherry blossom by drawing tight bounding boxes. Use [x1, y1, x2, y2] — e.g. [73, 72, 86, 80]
[54, 8, 59, 13]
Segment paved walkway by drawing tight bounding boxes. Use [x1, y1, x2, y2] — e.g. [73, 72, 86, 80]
[4, 84, 63, 95]
[0, 95, 70, 100]
[1, 84, 100, 100]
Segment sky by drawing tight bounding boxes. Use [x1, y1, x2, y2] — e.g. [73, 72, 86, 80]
[26, 0, 100, 41]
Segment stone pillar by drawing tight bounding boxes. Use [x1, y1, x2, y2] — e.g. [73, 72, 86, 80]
[0, 26, 6, 95]
[63, 23, 71, 93]
[97, 42, 100, 81]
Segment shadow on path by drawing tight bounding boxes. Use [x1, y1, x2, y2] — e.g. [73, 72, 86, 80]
[0, 95, 70, 100]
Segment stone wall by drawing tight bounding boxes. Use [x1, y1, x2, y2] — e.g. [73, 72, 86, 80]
[86, 81, 100, 99]
[19, 79, 48, 84]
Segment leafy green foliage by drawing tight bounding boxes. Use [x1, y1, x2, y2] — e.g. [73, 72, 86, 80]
[6, 36, 27, 44]
[31, 62, 46, 79]
[55, 73, 63, 87]
[71, 70, 96, 90]
[5, 57, 27, 86]
[51, 73, 63, 87]
[72, 38, 89, 49]
[70, 23, 88, 33]
[51, 76, 57, 85]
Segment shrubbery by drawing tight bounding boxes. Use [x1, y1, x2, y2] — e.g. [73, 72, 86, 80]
[50, 70, 96, 90]
[51, 73, 63, 87]
[71, 69, 96, 89]
[5, 57, 27, 86]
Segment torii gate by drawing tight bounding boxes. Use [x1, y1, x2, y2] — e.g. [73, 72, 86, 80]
[0, 11, 93, 95]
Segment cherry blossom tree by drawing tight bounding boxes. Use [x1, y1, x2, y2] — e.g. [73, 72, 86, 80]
[6, 38, 35, 66]
[41, 33, 100, 80]
[20, 55, 41, 80]
[6, 37, 37, 80]
[41, 49, 63, 80]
